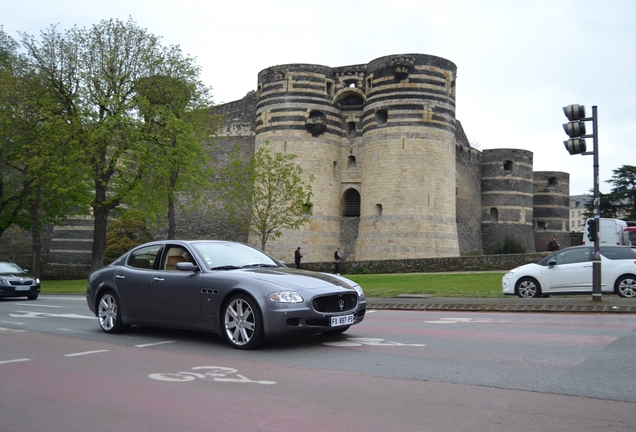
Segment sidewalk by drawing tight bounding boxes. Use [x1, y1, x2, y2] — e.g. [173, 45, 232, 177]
[367, 295, 636, 314]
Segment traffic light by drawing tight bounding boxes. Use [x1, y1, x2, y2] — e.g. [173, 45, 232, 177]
[587, 219, 597, 242]
[563, 104, 587, 155]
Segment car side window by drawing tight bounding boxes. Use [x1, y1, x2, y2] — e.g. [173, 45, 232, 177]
[600, 247, 636, 260]
[128, 245, 162, 269]
[163, 247, 195, 270]
[554, 248, 591, 265]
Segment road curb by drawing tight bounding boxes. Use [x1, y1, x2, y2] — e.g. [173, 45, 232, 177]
[367, 300, 636, 313]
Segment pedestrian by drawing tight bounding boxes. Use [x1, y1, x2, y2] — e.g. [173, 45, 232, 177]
[334, 248, 342, 275]
[547, 235, 561, 251]
[294, 247, 303, 269]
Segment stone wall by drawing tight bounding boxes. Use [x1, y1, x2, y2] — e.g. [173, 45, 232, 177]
[298, 251, 550, 274]
[455, 121, 483, 255]
[45, 252, 549, 280]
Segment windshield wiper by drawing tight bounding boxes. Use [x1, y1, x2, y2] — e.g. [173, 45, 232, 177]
[242, 263, 279, 268]
[210, 265, 242, 271]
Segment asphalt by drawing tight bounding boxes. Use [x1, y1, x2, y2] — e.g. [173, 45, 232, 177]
[367, 295, 636, 314]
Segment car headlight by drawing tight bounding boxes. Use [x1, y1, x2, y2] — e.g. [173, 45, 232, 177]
[0, 279, 9, 286]
[353, 285, 364, 297]
[268, 291, 304, 303]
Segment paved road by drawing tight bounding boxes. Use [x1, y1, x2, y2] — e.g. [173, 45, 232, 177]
[368, 294, 636, 313]
[1, 296, 636, 431]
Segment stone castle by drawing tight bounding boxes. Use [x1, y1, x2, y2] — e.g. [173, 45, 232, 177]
[0, 53, 571, 275]
[210, 53, 570, 263]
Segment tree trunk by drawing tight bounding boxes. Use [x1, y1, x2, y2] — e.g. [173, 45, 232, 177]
[167, 171, 178, 239]
[167, 195, 176, 239]
[29, 198, 42, 278]
[91, 206, 109, 271]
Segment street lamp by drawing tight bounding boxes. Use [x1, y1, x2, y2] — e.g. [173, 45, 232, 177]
[562, 104, 601, 301]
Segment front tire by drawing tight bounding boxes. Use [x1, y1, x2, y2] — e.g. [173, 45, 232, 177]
[97, 291, 129, 333]
[27, 294, 38, 300]
[223, 294, 264, 350]
[516, 277, 541, 298]
[616, 275, 636, 298]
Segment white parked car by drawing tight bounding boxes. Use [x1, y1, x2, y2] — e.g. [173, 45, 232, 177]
[502, 245, 636, 298]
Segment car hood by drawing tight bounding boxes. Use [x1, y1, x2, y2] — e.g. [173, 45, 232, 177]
[0, 273, 31, 278]
[240, 267, 358, 290]
[507, 263, 542, 274]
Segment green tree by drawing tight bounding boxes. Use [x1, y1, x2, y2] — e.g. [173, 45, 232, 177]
[0, 27, 26, 238]
[21, 18, 215, 270]
[607, 165, 636, 221]
[0, 27, 87, 276]
[584, 190, 620, 219]
[132, 73, 219, 238]
[214, 143, 314, 252]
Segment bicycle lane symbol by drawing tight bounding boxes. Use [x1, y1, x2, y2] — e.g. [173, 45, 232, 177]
[148, 366, 275, 385]
[323, 337, 425, 347]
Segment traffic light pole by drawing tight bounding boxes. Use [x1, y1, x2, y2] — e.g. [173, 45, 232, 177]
[591, 106, 602, 301]
[562, 103, 601, 301]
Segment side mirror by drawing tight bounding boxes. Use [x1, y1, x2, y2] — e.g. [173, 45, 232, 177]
[548, 259, 557, 268]
[175, 262, 198, 272]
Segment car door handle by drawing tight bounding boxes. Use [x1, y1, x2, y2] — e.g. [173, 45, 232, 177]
[116, 275, 125, 279]
[153, 277, 165, 282]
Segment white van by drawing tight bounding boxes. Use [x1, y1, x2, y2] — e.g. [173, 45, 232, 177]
[583, 218, 630, 246]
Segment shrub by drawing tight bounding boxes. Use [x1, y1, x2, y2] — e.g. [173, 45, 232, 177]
[496, 236, 526, 254]
[105, 210, 154, 264]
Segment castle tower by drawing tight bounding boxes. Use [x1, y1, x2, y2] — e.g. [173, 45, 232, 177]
[355, 54, 459, 260]
[252, 54, 461, 262]
[481, 149, 536, 254]
[533, 171, 571, 251]
[253, 64, 349, 261]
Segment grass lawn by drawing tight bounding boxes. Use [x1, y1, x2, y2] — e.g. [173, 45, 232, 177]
[41, 272, 507, 298]
[346, 272, 507, 298]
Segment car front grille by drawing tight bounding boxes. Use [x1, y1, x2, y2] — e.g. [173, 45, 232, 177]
[312, 293, 358, 313]
[8, 279, 34, 286]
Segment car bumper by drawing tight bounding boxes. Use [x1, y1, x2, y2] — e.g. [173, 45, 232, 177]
[262, 299, 367, 338]
[0, 285, 40, 298]
[502, 276, 515, 295]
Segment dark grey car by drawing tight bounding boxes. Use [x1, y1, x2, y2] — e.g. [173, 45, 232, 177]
[86, 240, 366, 349]
[0, 260, 40, 300]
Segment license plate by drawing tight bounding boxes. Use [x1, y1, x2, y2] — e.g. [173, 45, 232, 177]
[14, 286, 30, 291]
[330, 314, 354, 327]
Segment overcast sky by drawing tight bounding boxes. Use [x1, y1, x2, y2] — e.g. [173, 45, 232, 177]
[4, 0, 635, 195]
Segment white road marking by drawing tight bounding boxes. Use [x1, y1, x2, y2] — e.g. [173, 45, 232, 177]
[0, 321, 26, 326]
[64, 350, 110, 357]
[0, 358, 30, 364]
[424, 317, 508, 324]
[0, 326, 27, 333]
[136, 341, 177, 348]
[323, 337, 425, 347]
[7, 303, 64, 308]
[149, 366, 275, 385]
[9, 311, 94, 319]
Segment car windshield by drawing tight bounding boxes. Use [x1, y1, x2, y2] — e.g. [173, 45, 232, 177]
[0, 262, 26, 274]
[191, 242, 280, 270]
